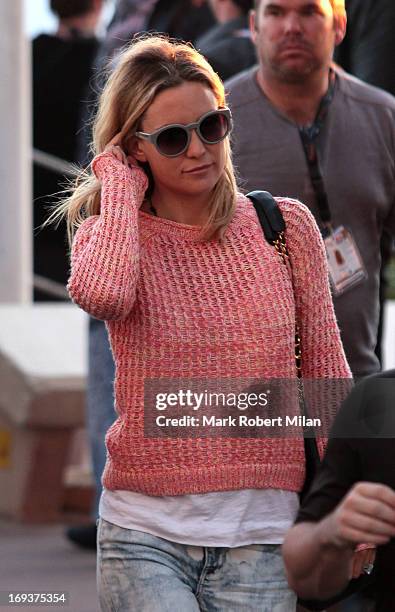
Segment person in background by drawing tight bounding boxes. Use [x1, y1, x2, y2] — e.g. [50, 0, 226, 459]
[334, 0, 395, 368]
[65, 317, 116, 550]
[334, 0, 395, 95]
[146, 0, 215, 45]
[33, 0, 103, 300]
[195, 0, 256, 81]
[226, 0, 395, 379]
[283, 370, 395, 611]
[98, 0, 215, 67]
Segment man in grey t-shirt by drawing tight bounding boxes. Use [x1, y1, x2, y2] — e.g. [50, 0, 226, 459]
[226, 0, 395, 378]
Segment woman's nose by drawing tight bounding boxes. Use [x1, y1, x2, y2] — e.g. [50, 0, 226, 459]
[185, 129, 206, 157]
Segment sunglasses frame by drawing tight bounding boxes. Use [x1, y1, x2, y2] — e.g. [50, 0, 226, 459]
[135, 108, 232, 157]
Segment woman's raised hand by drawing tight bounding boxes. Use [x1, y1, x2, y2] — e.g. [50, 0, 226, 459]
[91, 132, 148, 199]
[104, 133, 138, 170]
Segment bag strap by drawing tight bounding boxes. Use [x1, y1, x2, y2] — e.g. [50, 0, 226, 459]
[246, 190, 285, 245]
[247, 190, 321, 490]
[247, 190, 301, 374]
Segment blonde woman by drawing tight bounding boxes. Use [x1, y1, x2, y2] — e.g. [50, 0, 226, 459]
[62, 35, 350, 611]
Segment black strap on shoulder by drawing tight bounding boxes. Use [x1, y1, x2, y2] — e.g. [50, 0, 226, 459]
[246, 190, 285, 245]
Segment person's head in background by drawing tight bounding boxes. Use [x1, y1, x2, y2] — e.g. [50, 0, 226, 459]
[250, 0, 346, 86]
[50, 0, 104, 38]
[208, 0, 254, 23]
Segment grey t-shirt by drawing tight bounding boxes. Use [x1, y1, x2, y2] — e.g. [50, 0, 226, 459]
[226, 67, 395, 377]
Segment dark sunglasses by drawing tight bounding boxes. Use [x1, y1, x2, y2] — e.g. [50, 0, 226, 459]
[135, 108, 232, 157]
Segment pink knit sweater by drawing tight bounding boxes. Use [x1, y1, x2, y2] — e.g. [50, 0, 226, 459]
[68, 152, 351, 496]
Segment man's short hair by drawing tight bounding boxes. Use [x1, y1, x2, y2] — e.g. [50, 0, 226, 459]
[253, 0, 346, 18]
[330, 0, 346, 17]
[233, 0, 255, 14]
[50, 0, 94, 19]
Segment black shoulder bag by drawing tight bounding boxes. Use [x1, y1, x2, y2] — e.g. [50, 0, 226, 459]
[247, 190, 375, 611]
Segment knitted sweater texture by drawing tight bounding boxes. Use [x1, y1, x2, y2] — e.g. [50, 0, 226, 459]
[68, 152, 351, 496]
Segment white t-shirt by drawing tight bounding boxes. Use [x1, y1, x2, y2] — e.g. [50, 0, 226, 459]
[99, 488, 299, 547]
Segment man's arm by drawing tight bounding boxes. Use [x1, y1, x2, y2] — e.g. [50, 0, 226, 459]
[283, 482, 395, 600]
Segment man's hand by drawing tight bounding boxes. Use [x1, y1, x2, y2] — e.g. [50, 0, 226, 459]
[283, 482, 394, 599]
[322, 482, 395, 549]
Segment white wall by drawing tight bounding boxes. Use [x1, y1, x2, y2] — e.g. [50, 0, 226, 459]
[24, 0, 56, 37]
[0, 1, 32, 303]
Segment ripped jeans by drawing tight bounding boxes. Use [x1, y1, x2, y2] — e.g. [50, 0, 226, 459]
[97, 519, 297, 612]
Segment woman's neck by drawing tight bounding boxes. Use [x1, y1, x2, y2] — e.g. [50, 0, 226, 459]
[147, 189, 211, 226]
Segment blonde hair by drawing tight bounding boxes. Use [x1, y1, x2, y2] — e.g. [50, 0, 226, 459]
[52, 35, 238, 245]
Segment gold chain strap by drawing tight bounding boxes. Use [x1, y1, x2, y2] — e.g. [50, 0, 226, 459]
[273, 231, 302, 376]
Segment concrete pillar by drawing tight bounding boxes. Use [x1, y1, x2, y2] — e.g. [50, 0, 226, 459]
[0, 1, 32, 302]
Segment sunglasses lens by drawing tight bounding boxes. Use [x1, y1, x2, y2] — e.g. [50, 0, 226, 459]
[156, 127, 188, 156]
[200, 112, 229, 143]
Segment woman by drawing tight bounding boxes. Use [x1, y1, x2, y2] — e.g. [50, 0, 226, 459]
[62, 35, 351, 611]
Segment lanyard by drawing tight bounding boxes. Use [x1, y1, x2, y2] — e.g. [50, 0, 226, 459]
[299, 70, 336, 229]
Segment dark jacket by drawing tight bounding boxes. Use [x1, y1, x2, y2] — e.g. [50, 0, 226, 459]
[335, 0, 395, 95]
[195, 16, 256, 82]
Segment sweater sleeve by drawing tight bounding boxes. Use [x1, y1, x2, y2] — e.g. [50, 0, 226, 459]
[67, 152, 148, 320]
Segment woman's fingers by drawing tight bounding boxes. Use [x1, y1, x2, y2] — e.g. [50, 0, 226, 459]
[103, 132, 131, 165]
[126, 155, 139, 169]
[106, 132, 123, 148]
[108, 145, 121, 161]
[102, 134, 141, 171]
[104, 143, 128, 165]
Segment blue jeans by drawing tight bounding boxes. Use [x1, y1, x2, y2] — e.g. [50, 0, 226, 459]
[87, 318, 116, 518]
[97, 519, 297, 611]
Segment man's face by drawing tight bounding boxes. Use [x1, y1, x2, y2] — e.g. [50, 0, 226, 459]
[251, 0, 345, 83]
[208, 0, 221, 19]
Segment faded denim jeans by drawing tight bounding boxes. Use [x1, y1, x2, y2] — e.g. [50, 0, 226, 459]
[97, 519, 297, 612]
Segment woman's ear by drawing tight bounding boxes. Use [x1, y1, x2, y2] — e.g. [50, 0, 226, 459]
[128, 136, 148, 163]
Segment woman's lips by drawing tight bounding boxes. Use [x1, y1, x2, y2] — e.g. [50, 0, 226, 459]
[184, 163, 213, 174]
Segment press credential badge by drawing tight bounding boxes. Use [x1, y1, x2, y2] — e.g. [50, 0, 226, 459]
[324, 226, 367, 295]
